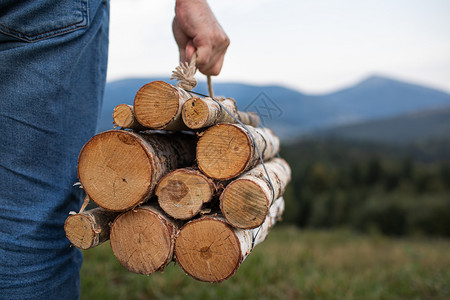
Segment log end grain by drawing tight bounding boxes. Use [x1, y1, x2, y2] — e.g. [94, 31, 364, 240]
[156, 169, 214, 220]
[113, 104, 135, 128]
[175, 218, 242, 282]
[110, 207, 175, 275]
[78, 130, 153, 211]
[220, 179, 269, 229]
[181, 97, 210, 129]
[197, 124, 252, 180]
[134, 81, 181, 129]
[64, 214, 96, 250]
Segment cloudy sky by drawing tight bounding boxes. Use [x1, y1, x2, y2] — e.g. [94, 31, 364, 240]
[107, 0, 450, 94]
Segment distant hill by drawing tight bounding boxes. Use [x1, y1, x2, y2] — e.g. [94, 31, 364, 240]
[99, 75, 450, 140]
[314, 107, 450, 144]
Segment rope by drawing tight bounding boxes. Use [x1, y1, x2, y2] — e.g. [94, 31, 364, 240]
[170, 53, 198, 90]
[207, 75, 214, 98]
[171, 55, 277, 251]
[170, 52, 215, 98]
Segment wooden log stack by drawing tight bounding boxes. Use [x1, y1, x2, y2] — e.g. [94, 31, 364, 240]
[64, 80, 291, 282]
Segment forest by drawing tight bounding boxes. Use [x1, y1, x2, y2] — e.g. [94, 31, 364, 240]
[280, 137, 450, 237]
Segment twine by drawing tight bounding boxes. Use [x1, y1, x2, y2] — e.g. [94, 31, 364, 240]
[171, 53, 198, 91]
[171, 54, 277, 251]
[171, 53, 215, 98]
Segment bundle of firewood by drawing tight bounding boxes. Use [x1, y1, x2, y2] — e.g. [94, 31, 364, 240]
[64, 80, 291, 282]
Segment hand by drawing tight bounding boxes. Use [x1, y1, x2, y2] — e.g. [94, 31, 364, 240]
[173, 0, 230, 76]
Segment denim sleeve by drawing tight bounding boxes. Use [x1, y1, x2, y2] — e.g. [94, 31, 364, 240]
[0, 0, 109, 299]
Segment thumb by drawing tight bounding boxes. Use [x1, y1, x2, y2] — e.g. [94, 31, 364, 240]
[185, 40, 196, 62]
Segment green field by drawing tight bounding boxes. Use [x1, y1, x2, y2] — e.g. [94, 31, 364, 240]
[80, 226, 450, 299]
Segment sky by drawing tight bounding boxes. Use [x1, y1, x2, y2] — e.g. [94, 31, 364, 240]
[107, 0, 450, 94]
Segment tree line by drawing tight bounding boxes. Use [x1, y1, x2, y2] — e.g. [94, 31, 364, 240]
[280, 138, 450, 237]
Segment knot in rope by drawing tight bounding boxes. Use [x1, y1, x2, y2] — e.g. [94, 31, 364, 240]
[171, 54, 198, 90]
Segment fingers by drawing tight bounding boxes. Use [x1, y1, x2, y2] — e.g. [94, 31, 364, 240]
[195, 32, 230, 76]
[185, 40, 196, 62]
[173, 0, 230, 76]
[172, 17, 188, 62]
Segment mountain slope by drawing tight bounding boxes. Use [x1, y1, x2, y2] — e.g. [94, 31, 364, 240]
[99, 75, 450, 140]
[316, 107, 450, 144]
[319, 76, 450, 122]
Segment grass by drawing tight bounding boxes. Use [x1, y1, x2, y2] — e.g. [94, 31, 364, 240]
[81, 226, 450, 300]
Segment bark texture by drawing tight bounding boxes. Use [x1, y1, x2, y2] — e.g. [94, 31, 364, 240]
[220, 158, 291, 229]
[64, 207, 119, 250]
[197, 123, 280, 180]
[182, 97, 259, 129]
[113, 104, 147, 131]
[133, 81, 191, 130]
[110, 204, 179, 275]
[174, 197, 285, 282]
[155, 168, 216, 220]
[78, 130, 196, 211]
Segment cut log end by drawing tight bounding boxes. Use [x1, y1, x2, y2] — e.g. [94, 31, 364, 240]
[220, 179, 269, 229]
[64, 214, 96, 250]
[113, 104, 146, 130]
[175, 218, 242, 282]
[197, 124, 252, 180]
[181, 97, 210, 129]
[113, 104, 135, 128]
[156, 169, 214, 220]
[78, 130, 153, 211]
[110, 207, 175, 275]
[134, 81, 183, 129]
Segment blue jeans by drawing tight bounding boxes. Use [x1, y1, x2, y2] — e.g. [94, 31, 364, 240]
[0, 1, 109, 299]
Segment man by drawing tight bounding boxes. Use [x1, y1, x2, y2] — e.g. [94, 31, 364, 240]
[0, 0, 229, 298]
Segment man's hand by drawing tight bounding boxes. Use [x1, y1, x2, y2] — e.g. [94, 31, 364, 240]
[173, 0, 230, 76]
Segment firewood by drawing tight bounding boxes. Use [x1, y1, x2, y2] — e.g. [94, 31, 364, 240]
[220, 158, 291, 229]
[64, 207, 119, 250]
[155, 168, 216, 220]
[77, 130, 195, 211]
[113, 104, 147, 131]
[182, 97, 259, 129]
[196, 123, 280, 180]
[174, 197, 285, 282]
[133, 81, 191, 130]
[237, 111, 259, 127]
[110, 204, 179, 275]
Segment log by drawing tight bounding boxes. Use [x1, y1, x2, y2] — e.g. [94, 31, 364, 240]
[110, 204, 179, 275]
[237, 111, 259, 127]
[220, 158, 291, 229]
[112, 104, 147, 131]
[174, 197, 285, 282]
[182, 97, 259, 129]
[196, 123, 280, 180]
[155, 168, 216, 220]
[64, 207, 119, 250]
[133, 81, 192, 130]
[77, 130, 196, 211]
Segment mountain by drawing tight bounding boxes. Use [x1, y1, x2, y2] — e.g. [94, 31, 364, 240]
[316, 76, 450, 122]
[314, 107, 450, 144]
[99, 75, 450, 140]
